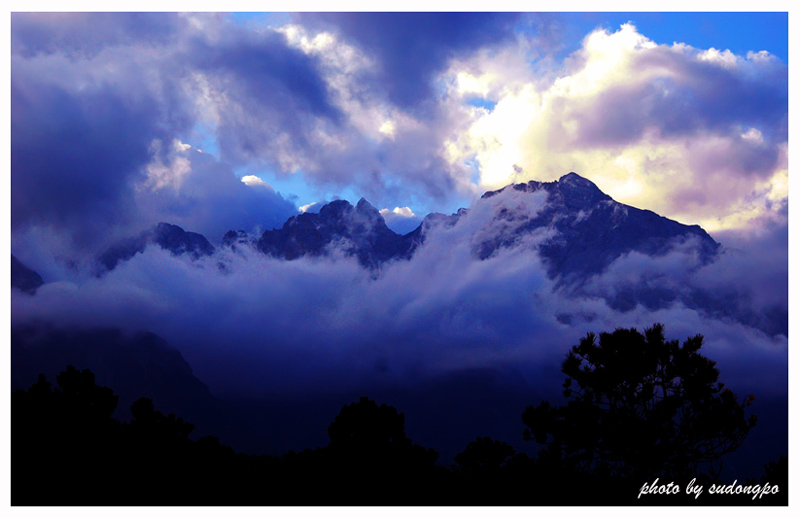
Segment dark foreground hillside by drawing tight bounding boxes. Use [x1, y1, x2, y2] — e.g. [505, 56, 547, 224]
[12, 325, 787, 506]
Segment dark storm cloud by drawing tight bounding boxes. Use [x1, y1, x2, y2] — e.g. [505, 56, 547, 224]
[10, 71, 182, 246]
[298, 12, 520, 111]
[10, 13, 329, 251]
[192, 29, 342, 165]
[202, 33, 338, 120]
[649, 52, 788, 141]
[10, 13, 196, 249]
[10, 12, 183, 58]
[702, 220, 788, 321]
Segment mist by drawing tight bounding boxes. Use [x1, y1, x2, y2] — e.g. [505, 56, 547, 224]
[11, 187, 787, 404]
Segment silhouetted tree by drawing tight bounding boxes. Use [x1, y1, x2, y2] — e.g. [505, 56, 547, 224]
[455, 436, 516, 473]
[327, 396, 439, 471]
[12, 366, 122, 504]
[523, 324, 757, 485]
[304, 396, 440, 503]
[129, 397, 195, 442]
[13, 367, 242, 505]
[760, 455, 788, 487]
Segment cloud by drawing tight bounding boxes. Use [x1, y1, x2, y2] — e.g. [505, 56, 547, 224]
[296, 13, 521, 111]
[379, 206, 419, 234]
[441, 23, 787, 234]
[11, 15, 787, 252]
[10, 13, 199, 249]
[240, 175, 272, 189]
[259, 21, 479, 208]
[10, 12, 183, 58]
[11, 188, 786, 403]
[133, 143, 298, 241]
[144, 139, 194, 191]
[10, 13, 329, 251]
[191, 26, 343, 169]
[299, 202, 318, 213]
[10, 59, 180, 245]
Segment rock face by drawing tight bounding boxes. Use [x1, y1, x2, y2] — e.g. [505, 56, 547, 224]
[475, 172, 720, 280]
[11, 255, 44, 294]
[221, 230, 254, 250]
[99, 222, 215, 271]
[257, 198, 417, 268]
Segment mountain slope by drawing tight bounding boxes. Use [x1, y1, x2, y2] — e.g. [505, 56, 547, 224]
[476, 173, 720, 280]
[11, 325, 217, 423]
[99, 222, 215, 272]
[99, 173, 720, 286]
[11, 254, 44, 294]
[257, 198, 416, 268]
[409, 173, 719, 283]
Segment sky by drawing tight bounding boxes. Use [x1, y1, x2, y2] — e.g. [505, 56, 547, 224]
[8, 10, 789, 248]
[5, 11, 792, 485]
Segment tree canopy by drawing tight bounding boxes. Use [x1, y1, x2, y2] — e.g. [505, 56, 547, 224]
[522, 323, 757, 481]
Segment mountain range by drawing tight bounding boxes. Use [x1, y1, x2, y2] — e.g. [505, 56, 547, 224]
[84, 172, 759, 331]
[19, 172, 771, 335]
[94, 172, 720, 280]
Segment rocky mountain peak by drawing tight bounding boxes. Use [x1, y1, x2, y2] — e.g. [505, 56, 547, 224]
[356, 197, 381, 217]
[258, 197, 414, 267]
[555, 172, 611, 209]
[97, 174, 720, 284]
[98, 222, 215, 272]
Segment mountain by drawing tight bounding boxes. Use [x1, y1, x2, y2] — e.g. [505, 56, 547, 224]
[99, 222, 215, 272]
[100, 174, 720, 282]
[11, 325, 218, 424]
[403, 173, 719, 284]
[476, 172, 719, 280]
[11, 254, 44, 294]
[257, 198, 417, 268]
[252, 173, 718, 280]
[221, 229, 255, 250]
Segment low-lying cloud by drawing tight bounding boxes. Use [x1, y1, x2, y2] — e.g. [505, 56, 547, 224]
[11, 191, 787, 403]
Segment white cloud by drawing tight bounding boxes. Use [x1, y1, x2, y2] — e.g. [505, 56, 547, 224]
[241, 175, 272, 189]
[143, 139, 193, 191]
[380, 206, 415, 219]
[697, 47, 739, 68]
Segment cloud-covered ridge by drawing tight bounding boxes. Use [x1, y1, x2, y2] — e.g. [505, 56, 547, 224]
[11, 176, 787, 402]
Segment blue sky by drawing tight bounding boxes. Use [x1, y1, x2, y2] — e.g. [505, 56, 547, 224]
[569, 12, 788, 61]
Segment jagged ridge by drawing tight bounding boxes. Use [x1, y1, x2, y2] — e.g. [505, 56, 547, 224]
[98, 222, 215, 272]
[98, 173, 719, 282]
[477, 172, 720, 279]
[257, 198, 417, 269]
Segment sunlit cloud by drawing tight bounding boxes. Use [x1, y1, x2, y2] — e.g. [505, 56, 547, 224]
[299, 202, 318, 213]
[380, 206, 415, 219]
[240, 175, 272, 189]
[438, 23, 786, 234]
